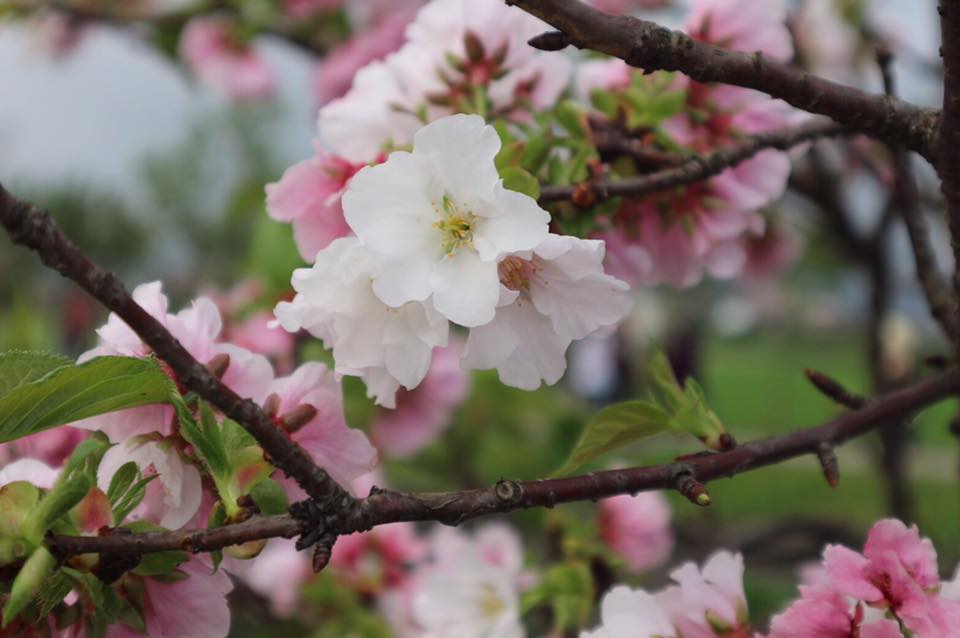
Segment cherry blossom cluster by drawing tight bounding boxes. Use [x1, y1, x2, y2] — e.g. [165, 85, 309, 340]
[581, 0, 801, 289]
[583, 518, 960, 638]
[273, 113, 633, 406]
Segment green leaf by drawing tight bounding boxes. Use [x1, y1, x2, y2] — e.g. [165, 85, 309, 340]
[0, 351, 72, 397]
[174, 399, 229, 486]
[249, 478, 288, 516]
[2, 546, 56, 626]
[500, 166, 541, 200]
[21, 473, 93, 544]
[111, 474, 157, 525]
[106, 462, 138, 507]
[553, 400, 670, 476]
[0, 356, 173, 444]
[207, 502, 227, 572]
[520, 562, 593, 632]
[646, 350, 729, 450]
[132, 550, 188, 577]
[555, 100, 587, 138]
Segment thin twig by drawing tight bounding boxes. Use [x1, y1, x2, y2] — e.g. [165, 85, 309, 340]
[538, 119, 848, 205]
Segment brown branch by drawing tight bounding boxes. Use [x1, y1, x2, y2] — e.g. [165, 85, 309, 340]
[47, 366, 960, 557]
[510, 0, 939, 160]
[538, 119, 847, 205]
[0, 183, 351, 508]
[936, 1, 960, 359]
[878, 46, 960, 344]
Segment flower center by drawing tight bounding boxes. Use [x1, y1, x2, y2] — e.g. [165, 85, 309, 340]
[498, 255, 538, 291]
[433, 194, 477, 255]
[477, 583, 506, 620]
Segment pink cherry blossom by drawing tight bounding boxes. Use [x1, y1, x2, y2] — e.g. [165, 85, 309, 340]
[657, 550, 749, 638]
[765, 585, 903, 638]
[264, 362, 378, 498]
[8, 426, 86, 467]
[742, 219, 802, 281]
[73, 282, 272, 443]
[311, 10, 414, 105]
[370, 340, 469, 458]
[598, 492, 673, 573]
[265, 145, 363, 262]
[824, 519, 960, 637]
[227, 311, 295, 362]
[179, 17, 274, 102]
[107, 557, 233, 638]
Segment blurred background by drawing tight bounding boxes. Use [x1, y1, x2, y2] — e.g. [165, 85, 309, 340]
[1, 0, 958, 635]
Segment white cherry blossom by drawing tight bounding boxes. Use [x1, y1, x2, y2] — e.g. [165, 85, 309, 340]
[462, 234, 632, 390]
[342, 114, 550, 327]
[580, 586, 677, 638]
[273, 237, 448, 408]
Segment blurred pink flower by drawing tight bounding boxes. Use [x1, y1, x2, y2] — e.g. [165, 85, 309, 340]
[824, 519, 960, 637]
[598, 492, 673, 573]
[265, 145, 362, 262]
[330, 522, 426, 594]
[0, 457, 58, 489]
[265, 362, 378, 498]
[9, 426, 86, 468]
[228, 311, 295, 361]
[107, 557, 233, 638]
[179, 17, 274, 102]
[742, 219, 802, 281]
[239, 539, 313, 617]
[311, 10, 414, 105]
[370, 340, 469, 459]
[686, 0, 792, 61]
[283, 0, 342, 18]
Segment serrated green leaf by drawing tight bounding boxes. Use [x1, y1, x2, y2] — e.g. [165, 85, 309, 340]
[0, 356, 173, 443]
[500, 166, 541, 200]
[34, 570, 71, 618]
[249, 478, 288, 516]
[553, 400, 670, 476]
[111, 474, 157, 525]
[2, 546, 56, 626]
[0, 351, 72, 397]
[221, 418, 256, 452]
[106, 462, 138, 507]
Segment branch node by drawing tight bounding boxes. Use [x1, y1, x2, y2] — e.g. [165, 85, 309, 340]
[816, 442, 840, 488]
[804, 368, 866, 409]
[494, 479, 524, 504]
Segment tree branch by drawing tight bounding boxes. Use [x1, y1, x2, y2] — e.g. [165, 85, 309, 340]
[0, 183, 351, 508]
[510, 0, 939, 160]
[937, 0, 960, 358]
[48, 367, 960, 558]
[878, 47, 959, 343]
[538, 119, 847, 205]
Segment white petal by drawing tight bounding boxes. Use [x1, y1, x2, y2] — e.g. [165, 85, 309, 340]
[473, 186, 550, 261]
[413, 114, 501, 202]
[342, 152, 440, 259]
[372, 258, 433, 307]
[430, 251, 500, 327]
